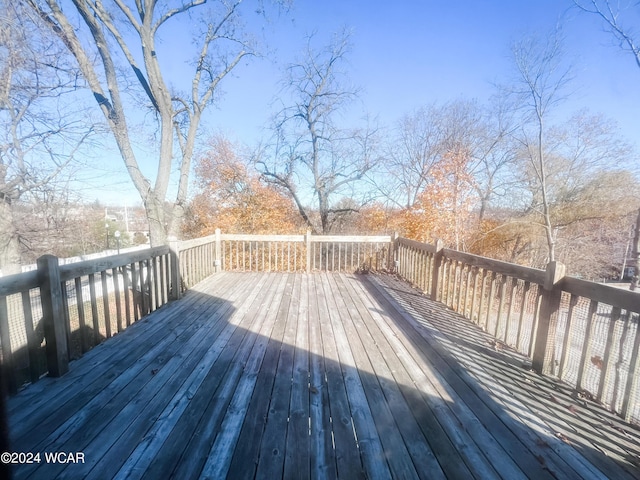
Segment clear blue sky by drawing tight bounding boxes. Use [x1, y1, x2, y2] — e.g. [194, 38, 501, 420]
[90, 0, 640, 205]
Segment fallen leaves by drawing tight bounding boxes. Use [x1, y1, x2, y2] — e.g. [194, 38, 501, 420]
[591, 355, 604, 370]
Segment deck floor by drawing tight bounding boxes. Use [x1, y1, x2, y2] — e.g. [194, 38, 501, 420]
[7, 272, 640, 479]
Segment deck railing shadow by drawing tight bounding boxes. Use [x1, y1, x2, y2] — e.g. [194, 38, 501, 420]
[10, 271, 640, 479]
[356, 273, 640, 479]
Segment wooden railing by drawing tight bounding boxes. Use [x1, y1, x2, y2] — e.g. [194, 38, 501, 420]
[174, 230, 393, 280]
[0, 231, 392, 393]
[0, 247, 175, 394]
[394, 236, 640, 424]
[4, 231, 639, 425]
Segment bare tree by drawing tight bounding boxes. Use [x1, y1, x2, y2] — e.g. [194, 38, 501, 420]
[0, 2, 94, 274]
[25, 0, 282, 246]
[468, 95, 520, 222]
[380, 100, 490, 211]
[256, 32, 380, 234]
[573, 0, 640, 289]
[508, 29, 573, 262]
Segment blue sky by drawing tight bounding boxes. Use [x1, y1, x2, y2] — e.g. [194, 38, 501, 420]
[90, 0, 640, 205]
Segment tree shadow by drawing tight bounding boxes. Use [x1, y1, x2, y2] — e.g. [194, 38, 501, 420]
[361, 272, 640, 480]
[4, 272, 640, 479]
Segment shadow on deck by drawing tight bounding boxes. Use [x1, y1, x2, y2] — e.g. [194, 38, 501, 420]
[6, 272, 640, 479]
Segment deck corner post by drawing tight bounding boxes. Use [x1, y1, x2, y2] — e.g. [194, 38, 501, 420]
[305, 230, 312, 273]
[532, 261, 566, 375]
[37, 254, 69, 377]
[169, 240, 182, 300]
[215, 228, 222, 273]
[430, 239, 444, 301]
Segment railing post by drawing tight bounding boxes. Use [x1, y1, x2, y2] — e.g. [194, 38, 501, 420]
[305, 231, 312, 273]
[37, 255, 69, 377]
[430, 240, 444, 301]
[532, 261, 566, 375]
[215, 228, 222, 273]
[169, 240, 181, 300]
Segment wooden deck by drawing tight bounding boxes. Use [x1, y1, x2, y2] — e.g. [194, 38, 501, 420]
[7, 272, 640, 479]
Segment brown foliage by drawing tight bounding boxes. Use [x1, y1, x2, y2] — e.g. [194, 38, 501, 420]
[395, 146, 476, 247]
[183, 136, 303, 238]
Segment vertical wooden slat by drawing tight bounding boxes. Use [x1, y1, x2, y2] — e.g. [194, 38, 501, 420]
[558, 294, 579, 380]
[622, 313, 640, 421]
[60, 281, 72, 358]
[242, 241, 246, 271]
[21, 290, 41, 383]
[461, 265, 471, 317]
[0, 296, 16, 393]
[130, 264, 140, 322]
[138, 260, 148, 316]
[101, 271, 112, 339]
[451, 261, 459, 310]
[515, 281, 531, 352]
[470, 267, 479, 323]
[88, 273, 100, 346]
[444, 259, 452, 307]
[597, 306, 622, 404]
[484, 272, 497, 332]
[494, 276, 507, 338]
[159, 254, 167, 306]
[74, 277, 89, 353]
[112, 268, 123, 333]
[504, 279, 517, 345]
[122, 265, 132, 326]
[477, 270, 487, 328]
[152, 256, 160, 310]
[576, 300, 599, 392]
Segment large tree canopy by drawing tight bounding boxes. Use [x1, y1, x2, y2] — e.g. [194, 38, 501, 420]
[256, 31, 380, 234]
[1, 1, 95, 273]
[25, 0, 283, 245]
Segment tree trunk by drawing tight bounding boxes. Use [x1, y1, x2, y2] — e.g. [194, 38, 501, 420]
[144, 193, 168, 248]
[631, 207, 640, 291]
[0, 199, 22, 275]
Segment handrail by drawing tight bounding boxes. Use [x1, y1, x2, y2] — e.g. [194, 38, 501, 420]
[0, 271, 39, 297]
[443, 248, 546, 285]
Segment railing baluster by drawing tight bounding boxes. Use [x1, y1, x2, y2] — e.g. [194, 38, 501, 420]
[494, 275, 507, 338]
[597, 306, 622, 404]
[0, 296, 16, 393]
[22, 289, 41, 383]
[558, 294, 579, 380]
[576, 300, 599, 393]
[622, 314, 640, 421]
[112, 268, 123, 333]
[504, 278, 517, 345]
[122, 266, 132, 326]
[516, 281, 531, 351]
[88, 273, 100, 345]
[101, 271, 111, 338]
[74, 277, 89, 353]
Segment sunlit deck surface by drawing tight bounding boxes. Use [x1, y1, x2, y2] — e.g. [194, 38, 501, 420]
[8, 272, 640, 479]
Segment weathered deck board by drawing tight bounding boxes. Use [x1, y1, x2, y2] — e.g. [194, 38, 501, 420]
[7, 272, 640, 479]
